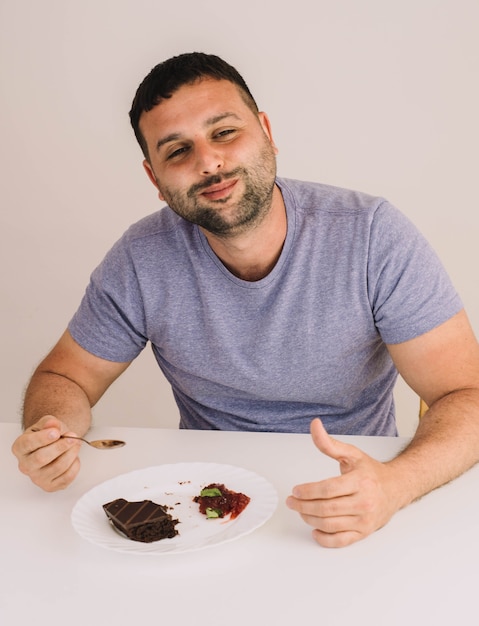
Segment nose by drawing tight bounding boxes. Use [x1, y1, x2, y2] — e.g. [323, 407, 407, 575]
[195, 140, 224, 175]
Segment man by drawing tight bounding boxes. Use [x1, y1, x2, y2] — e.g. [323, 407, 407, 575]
[12, 53, 479, 547]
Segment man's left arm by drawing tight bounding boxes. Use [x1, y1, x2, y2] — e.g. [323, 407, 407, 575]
[286, 309, 479, 547]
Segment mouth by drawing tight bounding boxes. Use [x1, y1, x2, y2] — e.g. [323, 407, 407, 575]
[199, 179, 238, 201]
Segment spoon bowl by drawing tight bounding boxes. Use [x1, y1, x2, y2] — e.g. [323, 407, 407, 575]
[63, 435, 126, 449]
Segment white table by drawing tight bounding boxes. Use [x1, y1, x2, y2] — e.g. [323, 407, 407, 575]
[2, 422, 478, 625]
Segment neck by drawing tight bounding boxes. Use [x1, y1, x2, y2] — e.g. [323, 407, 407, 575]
[201, 185, 287, 281]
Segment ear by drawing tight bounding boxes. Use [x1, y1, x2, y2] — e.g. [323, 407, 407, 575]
[257, 112, 279, 155]
[142, 160, 165, 201]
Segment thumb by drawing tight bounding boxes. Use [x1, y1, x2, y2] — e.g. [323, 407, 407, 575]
[310, 418, 362, 475]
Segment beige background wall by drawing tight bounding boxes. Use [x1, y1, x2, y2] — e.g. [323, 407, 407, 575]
[2, 0, 478, 436]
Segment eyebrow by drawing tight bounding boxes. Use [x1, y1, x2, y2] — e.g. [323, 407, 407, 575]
[154, 112, 242, 153]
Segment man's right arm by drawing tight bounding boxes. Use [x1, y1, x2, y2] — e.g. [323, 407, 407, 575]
[12, 329, 131, 491]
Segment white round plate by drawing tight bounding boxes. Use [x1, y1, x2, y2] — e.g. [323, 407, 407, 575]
[71, 463, 278, 555]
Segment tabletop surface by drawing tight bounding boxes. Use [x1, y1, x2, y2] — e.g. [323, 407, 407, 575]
[2, 421, 478, 626]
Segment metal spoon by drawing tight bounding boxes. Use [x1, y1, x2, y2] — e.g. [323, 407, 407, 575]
[31, 428, 125, 449]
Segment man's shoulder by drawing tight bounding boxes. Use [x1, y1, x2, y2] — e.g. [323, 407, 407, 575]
[113, 206, 191, 252]
[105, 206, 194, 265]
[276, 177, 385, 215]
[124, 206, 187, 242]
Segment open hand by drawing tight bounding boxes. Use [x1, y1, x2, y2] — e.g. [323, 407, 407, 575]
[11, 415, 82, 492]
[286, 418, 401, 547]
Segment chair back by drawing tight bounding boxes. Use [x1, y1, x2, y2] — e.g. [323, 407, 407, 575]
[419, 398, 428, 418]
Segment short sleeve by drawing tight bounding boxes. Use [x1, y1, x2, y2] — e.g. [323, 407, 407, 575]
[367, 202, 463, 344]
[68, 237, 148, 362]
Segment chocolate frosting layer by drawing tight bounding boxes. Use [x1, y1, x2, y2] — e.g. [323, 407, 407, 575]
[103, 498, 179, 543]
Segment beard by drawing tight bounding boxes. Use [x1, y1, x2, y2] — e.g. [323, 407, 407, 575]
[157, 141, 277, 237]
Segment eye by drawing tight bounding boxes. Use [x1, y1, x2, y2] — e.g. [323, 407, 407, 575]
[166, 145, 190, 160]
[214, 128, 236, 140]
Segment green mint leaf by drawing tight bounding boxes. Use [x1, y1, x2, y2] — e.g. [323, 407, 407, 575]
[200, 487, 222, 497]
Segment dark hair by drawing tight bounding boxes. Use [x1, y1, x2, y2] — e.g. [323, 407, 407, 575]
[129, 52, 259, 159]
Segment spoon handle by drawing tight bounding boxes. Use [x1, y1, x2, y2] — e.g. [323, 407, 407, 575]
[59, 434, 87, 442]
[31, 427, 84, 441]
[30, 428, 125, 449]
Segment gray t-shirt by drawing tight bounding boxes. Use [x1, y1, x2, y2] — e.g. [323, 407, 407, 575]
[69, 177, 462, 435]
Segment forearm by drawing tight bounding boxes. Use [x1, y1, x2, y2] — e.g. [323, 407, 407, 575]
[22, 370, 92, 435]
[387, 388, 479, 509]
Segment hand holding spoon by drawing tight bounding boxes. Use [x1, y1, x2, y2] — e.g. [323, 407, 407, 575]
[31, 428, 126, 449]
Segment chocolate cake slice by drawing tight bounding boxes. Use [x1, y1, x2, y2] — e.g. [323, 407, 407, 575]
[103, 498, 179, 543]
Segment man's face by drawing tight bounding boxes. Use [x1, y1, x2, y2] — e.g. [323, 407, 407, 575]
[139, 78, 278, 237]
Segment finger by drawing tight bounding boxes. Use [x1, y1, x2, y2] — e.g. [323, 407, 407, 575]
[299, 510, 361, 534]
[26, 440, 82, 491]
[310, 418, 363, 473]
[23, 427, 61, 454]
[286, 486, 356, 515]
[294, 504, 371, 547]
[31, 452, 82, 492]
[32, 435, 80, 467]
[289, 473, 358, 502]
[35, 415, 79, 439]
[27, 414, 64, 433]
[14, 415, 63, 454]
[312, 528, 363, 549]
[12, 426, 59, 459]
[15, 429, 81, 481]
[17, 416, 80, 456]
